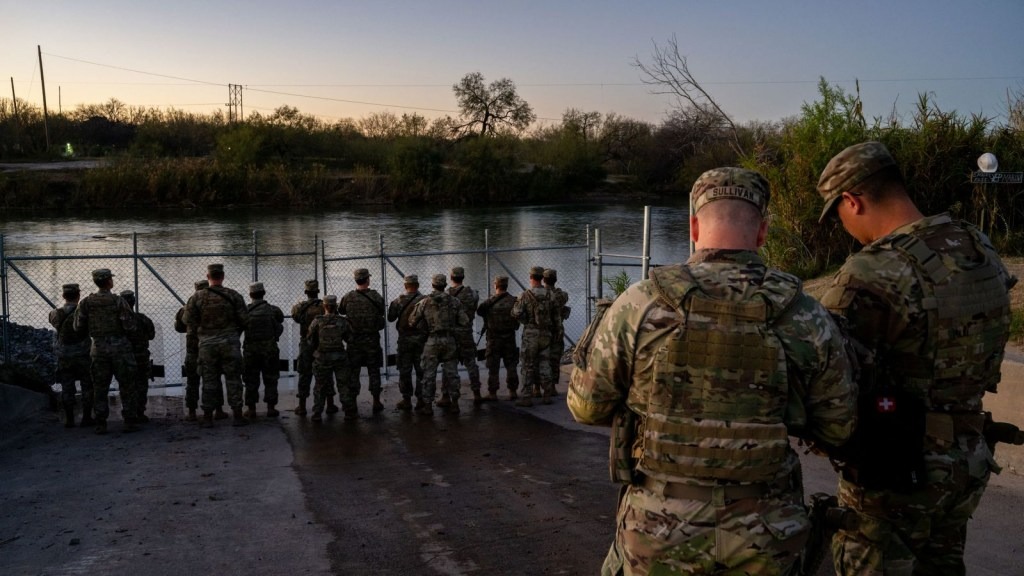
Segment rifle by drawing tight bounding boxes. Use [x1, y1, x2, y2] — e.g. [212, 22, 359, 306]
[798, 493, 858, 576]
[984, 412, 1024, 455]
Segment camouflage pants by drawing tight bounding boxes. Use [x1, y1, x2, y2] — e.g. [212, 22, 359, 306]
[348, 333, 383, 396]
[313, 352, 349, 411]
[199, 339, 244, 411]
[604, 481, 809, 576]
[243, 341, 280, 407]
[89, 336, 138, 421]
[185, 350, 223, 410]
[519, 327, 552, 398]
[133, 350, 151, 413]
[443, 328, 481, 390]
[57, 352, 93, 413]
[484, 334, 519, 393]
[831, 440, 994, 576]
[296, 340, 314, 399]
[420, 334, 459, 402]
[396, 335, 426, 399]
[547, 329, 564, 392]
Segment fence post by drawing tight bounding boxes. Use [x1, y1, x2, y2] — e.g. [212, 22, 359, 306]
[320, 238, 327, 295]
[132, 232, 140, 310]
[585, 225, 591, 325]
[641, 206, 651, 281]
[594, 228, 603, 301]
[484, 229, 491, 288]
[1, 233, 8, 363]
[379, 233, 389, 380]
[252, 230, 259, 282]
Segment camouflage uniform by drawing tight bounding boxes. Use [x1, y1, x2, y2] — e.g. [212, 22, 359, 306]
[476, 276, 520, 397]
[387, 276, 428, 405]
[73, 269, 138, 430]
[409, 275, 469, 413]
[339, 269, 386, 409]
[543, 269, 570, 395]
[48, 285, 93, 426]
[444, 267, 482, 397]
[307, 297, 352, 419]
[175, 280, 221, 416]
[243, 283, 285, 415]
[512, 267, 557, 404]
[183, 264, 249, 414]
[568, 168, 857, 576]
[121, 290, 156, 420]
[290, 280, 324, 405]
[816, 143, 1015, 576]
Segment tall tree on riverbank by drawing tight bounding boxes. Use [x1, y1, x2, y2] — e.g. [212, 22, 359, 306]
[452, 72, 536, 137]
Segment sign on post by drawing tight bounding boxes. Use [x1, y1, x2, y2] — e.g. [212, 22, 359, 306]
[971, 171, 1024, 184]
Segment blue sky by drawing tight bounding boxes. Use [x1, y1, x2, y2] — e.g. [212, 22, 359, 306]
[4, 0, 1022, 127]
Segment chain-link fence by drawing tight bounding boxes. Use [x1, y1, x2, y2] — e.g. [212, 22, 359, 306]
[1, 230, 592, 394]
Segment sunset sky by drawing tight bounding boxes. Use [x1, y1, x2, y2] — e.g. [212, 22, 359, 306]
[4, 0, 1022, 128]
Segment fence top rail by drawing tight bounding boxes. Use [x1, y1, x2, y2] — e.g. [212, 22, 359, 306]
[324, 243, 588, 263]
[4, 251, 265, 262]
[599, 252, 647, 260]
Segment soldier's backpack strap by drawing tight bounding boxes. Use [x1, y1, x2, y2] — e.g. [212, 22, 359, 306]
[648, 264, 702, 317]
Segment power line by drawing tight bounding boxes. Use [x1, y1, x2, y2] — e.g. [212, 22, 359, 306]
[43, 52, 223, 86]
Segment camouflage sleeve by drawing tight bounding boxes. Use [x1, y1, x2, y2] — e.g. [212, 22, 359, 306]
[73, 299, 88, 333]
[290, 300, 305, 323]
[307, 318, 320, 350]
[183, 294, 199, 328]
[567, 282, 652, 426]
[142, 314, 156, 341]
[232, 291, 249, 329]
[387, 298, 401, 322]
[408, 299, 424, 328]
[117, 297, 137, 335]
[775, 294, 858, 449]
[48, 307, 64, 331]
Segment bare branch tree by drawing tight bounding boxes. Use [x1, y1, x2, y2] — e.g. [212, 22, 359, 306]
[633, 35, 744, 156]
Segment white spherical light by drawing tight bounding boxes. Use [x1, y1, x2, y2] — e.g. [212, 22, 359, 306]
[978, 152, 999, 173]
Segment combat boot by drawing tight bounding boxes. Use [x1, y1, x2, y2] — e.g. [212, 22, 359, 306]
[80, 413, 95, 427]
[311, 411, 323, 422]
[396, 396, 412, 411]
[472, 390, 484, 406]
[325, 397, 339, 414]
[200, 412, 214, 428]
[94, 418, 107, 435]
[185, 408, 198, 422]
[266, 405, 279, 418]
[294, 398, 307, 416]
[541, 394, 553, 405]
[137, 413, 150, 424]
[243, 404, 257, 419]
[484, 391, 499, 402]
[515, 392, 533, 407]
[446, 399, 460, 415]
[344, 405, 359, 421]
[63, 404, 76, 428]
[214, 407, 229, 420]
[372, 393, 384, 413]
[232, 407, 248, 427]
[508, 390, 518, 401]
[436, 394, 452, 408]
[123, 418, 140, 433]
[415, 401, 434, 416]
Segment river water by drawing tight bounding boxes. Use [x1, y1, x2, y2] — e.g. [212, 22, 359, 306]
[1, 203, 689, 387]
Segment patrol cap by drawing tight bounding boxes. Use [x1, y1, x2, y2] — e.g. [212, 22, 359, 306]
[431, 274, 447, 287]
[450, 266, 465, 278]
[494, 275, 509, 288]
[354, 268, 371, 280]
[304, 279, 319, 292]
[92, 268, 114, 282]
[207, 263, 224, 274]
[404, 274, 419, 285]
[817, 141, 897, 223]
[542, 268, 557, 282]
[62, 283, 80, 294]
[529, 266, 545, 277]
[195, 280, 209, 291]
[691, 167, 770, 216]
[323, 294, 338, 306]
[119, 289, 135, 299]
[249, 282, 265, 293]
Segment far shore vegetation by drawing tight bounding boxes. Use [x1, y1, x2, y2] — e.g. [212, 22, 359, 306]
[3, 55, 1023, 281]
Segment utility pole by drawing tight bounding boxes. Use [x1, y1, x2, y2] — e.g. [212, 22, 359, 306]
[10, 77, 20, 151]
[37, 45, 50, 152]
[226, 83, 243, 122]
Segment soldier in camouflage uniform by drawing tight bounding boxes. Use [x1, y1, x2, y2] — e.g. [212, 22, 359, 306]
[511, 266, 558, 407]
[307, 295, 353, 421]
[48, 283, 94, 428]
[476, 275, 520, 401]
[816, 142, 1016, 575]
[176, 280, 226, 421]
[387, 274, 428, 411]
[568, 168, 857, 576]
[73, 268, 139, 434]
[120, 290, 156, 423]
[409, 274, 468, 416]
[184, 263, 250, 428]
[243, 282, 285, 418]
[339, 268, 386, 413]
[442, 266, 483, 405]
[542, 268, 570, 397]
[290, 279, 325, 416]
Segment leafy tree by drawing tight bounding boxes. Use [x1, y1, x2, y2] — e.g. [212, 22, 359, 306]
[452, 72, 536, 137]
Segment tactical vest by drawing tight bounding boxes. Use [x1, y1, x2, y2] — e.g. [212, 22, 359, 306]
[57, 305, 88, 345]
[637, 264, 800, 484]
[296, 298, 323, 337]
[345, 290, 384, 333]
[448, 286, 478, 330]
[883, 224, 1010, 408]
[85, 292, 123, 338]
[397, 293, 426, 336]
[426, 292, 458, 332]
[127, 313, 155, 352]
[197, 287, 237, 332]
[247, 301, 280, 342]
[523, 287, 554, 330]
[484, 293, 518, 335]
[317, 315, 347, 353]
